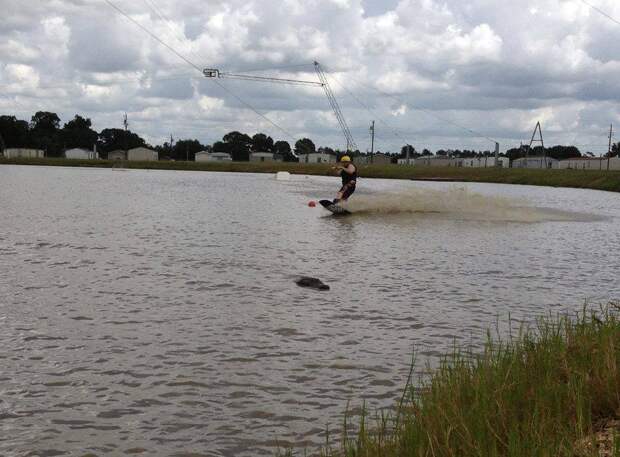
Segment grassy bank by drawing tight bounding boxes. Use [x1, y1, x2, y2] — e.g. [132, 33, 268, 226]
[2, 157, 620, 192]
[308, 305, 620, 457]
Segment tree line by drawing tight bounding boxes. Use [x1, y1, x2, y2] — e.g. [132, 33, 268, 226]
[1, 111, 618, 162]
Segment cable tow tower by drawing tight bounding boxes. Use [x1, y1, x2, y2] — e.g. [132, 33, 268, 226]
[202, 62, 357, 152]
[313, 62, 357, 152]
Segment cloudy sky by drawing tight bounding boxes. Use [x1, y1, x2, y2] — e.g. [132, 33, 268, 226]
[1, 0, 620, 154]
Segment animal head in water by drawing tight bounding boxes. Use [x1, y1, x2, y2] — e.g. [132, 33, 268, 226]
[295, 277, 330, 291]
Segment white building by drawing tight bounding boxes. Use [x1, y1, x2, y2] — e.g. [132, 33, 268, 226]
[512, 156, 558, 169]
[127, 147, 158, 161]
[414, 156, 453, 167]
[249, 152, 274, 163]
[558, 157, 620, 171]
[460, 156, 509, 168]
[558, 157, 604, 170]
[195, 151, 232, 162]
[2, 148, 45, 158]
[108, 150, 126, 160]
[397, 158, 415, 165]
[65, 148, 95, 160]
[299, 152, 336, 164]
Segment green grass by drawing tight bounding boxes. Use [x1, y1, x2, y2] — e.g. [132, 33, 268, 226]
[2, 157, 620, 192]
[303, 305, 620, 457]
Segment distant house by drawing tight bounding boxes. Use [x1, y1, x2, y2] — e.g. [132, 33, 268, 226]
[195, 151, 232, 162]
[249, 152, 274, 163]
[65, 148, 95, 160]
[359, 153, 392, 165]
[397, 157, 415, 165]
[3, 148, 44, 158]
[299, 152, 336, 164]
[414, 156, 453, 167]
[512, 156, 558, 169]
[108, 150, 126, 161]
[128, 147, 158, 161]
[460, 156, 509, 168]
[558, 157, 605, 170]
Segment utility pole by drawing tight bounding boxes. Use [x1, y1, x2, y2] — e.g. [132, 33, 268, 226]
[608, 124, 613, 171]
[369, 120, 375, 164]
[123, 113, 129, 158]
[170, 134, 174, 159]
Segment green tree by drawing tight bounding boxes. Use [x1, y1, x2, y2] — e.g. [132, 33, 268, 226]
[30, 111, 62, 156]
[251, 133, 274, 152]
[223, 131, 252, 161]
[212, 141, 230, 153]
[273, 140, 296, 162]
[400, 144, 418, 158]
[172, 139, 205, 161]
[61, 115, 98, 150]
[295, 137, 315, 155]
[547, 145, 581, 160]
[0, 115, 30, 148]
[98, 128, 146, 157]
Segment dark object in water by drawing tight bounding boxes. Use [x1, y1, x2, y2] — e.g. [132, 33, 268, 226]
[296, 277, 330, 291]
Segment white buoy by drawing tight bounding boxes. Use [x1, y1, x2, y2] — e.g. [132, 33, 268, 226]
[275, 171, 291, 181]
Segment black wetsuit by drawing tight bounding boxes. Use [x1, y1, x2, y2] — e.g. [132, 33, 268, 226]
[339, 165, 357, 200]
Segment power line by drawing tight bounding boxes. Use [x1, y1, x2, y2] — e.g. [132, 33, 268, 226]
[580, 0, 620, 26]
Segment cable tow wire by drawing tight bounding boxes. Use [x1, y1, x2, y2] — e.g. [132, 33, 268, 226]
[580, 0, 620, 26]
[102, 0, 305, 148]
[344, 71, 499, 146]
[216, 72, 323, 87]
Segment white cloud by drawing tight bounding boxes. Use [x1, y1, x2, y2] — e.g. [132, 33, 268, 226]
[0, 0, 618, 154]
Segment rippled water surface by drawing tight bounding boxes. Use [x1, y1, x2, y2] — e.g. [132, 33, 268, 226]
[1, 165, 619, 456]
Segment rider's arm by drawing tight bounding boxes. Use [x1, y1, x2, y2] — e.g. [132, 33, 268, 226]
[341, 164, 356, 175]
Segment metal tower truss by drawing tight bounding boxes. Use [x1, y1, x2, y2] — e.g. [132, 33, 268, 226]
[313, 62, 357, 152]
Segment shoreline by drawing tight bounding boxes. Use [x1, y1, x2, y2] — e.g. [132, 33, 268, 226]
[2, 157, 620, 193]
[296, 306, 620, 457]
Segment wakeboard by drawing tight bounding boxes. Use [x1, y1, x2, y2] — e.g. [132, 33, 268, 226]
[319, 200, 351, 215]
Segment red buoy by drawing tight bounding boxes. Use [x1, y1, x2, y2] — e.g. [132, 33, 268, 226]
[308, 200, 316, 207]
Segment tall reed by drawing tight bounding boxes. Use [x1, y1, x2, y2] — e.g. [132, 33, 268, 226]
[318, 305, 620, 457]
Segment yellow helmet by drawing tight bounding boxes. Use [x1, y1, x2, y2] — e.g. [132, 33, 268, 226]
[340, 155, 351, 162]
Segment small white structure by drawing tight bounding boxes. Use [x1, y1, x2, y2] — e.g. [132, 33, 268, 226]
[397, 158, 415, 165]
[558, 157, 620, 171]
[299, 153, 336, 164]
[275, 171, 291, 181]
[558, 157, 604, 170]
[414, 156, 453, 167]
[460, 156, 509, 168]
[65, 148, 95, 160]
[128, 147, 158, 161]
[249, 152, 274, 163]
[512, 156, 558, 169]
[108, 150, 126, 160]
[195, 151, 232, 162]
[3, 148, 44, 158]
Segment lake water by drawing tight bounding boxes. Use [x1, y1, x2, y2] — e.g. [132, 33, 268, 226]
[1, 165, 619, 456]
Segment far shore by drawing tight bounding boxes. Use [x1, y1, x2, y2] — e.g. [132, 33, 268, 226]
[2, 157, 620, 193]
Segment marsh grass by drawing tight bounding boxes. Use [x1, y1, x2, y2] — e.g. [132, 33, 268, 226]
[2, 157, 620, 193]
[308, 305, 620, 457]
